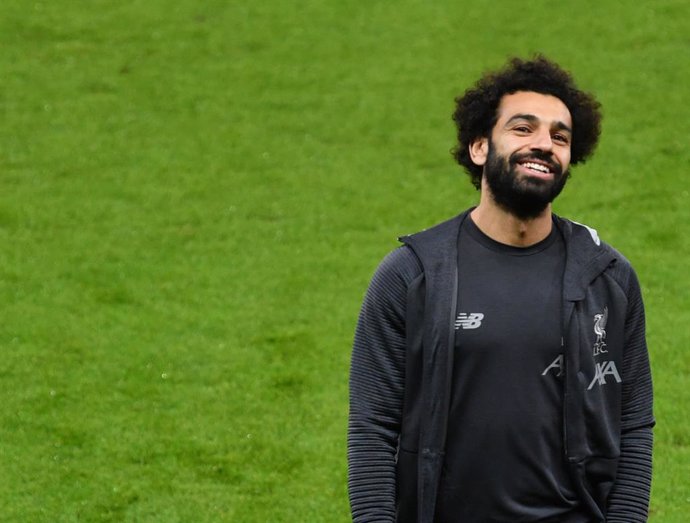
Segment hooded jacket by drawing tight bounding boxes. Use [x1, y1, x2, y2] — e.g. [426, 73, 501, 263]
[348, 210, 654, 523]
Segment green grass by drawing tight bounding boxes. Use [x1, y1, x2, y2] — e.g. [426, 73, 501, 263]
[1, 0, 688, 521]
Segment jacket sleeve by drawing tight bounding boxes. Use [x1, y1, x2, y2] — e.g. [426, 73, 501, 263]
[348, 247, 422, 523]
[606, 268, 654, 522]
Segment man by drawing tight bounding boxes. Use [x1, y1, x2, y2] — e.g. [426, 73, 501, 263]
[348, 56, 654, 523]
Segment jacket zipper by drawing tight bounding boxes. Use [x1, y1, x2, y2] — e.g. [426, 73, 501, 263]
[562, 302, 576, 460]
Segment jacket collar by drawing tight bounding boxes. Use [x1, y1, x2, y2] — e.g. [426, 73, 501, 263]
[554, 216, 617, 301]
[403, 212, 617, 301]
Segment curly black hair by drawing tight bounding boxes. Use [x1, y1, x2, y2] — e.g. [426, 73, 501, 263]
[452, 55, 602, 189]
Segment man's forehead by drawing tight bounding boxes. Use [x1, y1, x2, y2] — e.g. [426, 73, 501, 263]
[497, 91, 572, 126]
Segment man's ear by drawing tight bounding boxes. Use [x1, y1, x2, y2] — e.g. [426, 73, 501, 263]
[469, 137, 488, 167]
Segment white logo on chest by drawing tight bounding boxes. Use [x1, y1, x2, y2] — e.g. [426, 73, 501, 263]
[542, 355, 564, 377]
[593, 307, 608, 356]
[541, 355, 621, 390]
[587, 360, 622, 390]
[454, 312, 484, 330]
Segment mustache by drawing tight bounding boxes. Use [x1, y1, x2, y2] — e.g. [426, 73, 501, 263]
[510, 151, 561, 175]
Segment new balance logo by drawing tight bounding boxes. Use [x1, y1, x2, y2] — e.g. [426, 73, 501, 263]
[587, 360, 622, 390]
[455, 312, 484, 330]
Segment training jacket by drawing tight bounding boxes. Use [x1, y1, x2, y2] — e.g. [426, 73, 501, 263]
[348, 210, 654, 523]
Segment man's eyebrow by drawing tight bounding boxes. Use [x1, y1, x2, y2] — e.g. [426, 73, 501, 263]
[553, 121, 572, 134]
[505, 113, 572, 134]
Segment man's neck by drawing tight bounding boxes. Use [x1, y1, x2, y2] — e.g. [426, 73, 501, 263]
[470, 194, 553, 247]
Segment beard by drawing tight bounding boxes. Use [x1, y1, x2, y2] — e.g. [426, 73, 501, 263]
[483, 141, 570, 220]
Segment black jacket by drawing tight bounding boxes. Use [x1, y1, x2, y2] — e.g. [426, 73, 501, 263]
[348, 210, 654, 522]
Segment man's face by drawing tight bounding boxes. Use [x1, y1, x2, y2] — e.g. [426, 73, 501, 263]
[476, 91, 573, 219]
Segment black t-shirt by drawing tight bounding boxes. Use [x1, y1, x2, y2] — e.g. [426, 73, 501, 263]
[435, 217, 589, 522]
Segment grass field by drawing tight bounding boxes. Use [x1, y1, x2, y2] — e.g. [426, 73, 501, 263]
[1, 1, 688, 521]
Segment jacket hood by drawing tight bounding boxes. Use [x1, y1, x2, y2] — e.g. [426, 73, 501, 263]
[402, 212, 618, 300]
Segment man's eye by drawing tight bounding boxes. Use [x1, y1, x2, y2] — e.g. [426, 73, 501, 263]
[514, 126, 531, 133]
[553, 134, 570, 143]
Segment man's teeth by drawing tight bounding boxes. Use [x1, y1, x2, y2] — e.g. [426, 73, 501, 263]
[522, 162, 550, 173]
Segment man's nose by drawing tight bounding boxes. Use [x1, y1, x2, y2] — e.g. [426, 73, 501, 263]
[530, 128, 554, 152]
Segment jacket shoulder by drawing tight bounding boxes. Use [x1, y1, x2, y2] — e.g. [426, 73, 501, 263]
[399, 210, 471, 269]
[368, 245, 423, 293]
[558, 216, 638, 290]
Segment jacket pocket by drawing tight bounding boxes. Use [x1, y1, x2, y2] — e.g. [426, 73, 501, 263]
[582, 455, 618, 515]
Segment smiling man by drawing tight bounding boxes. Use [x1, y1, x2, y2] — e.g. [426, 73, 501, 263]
[348, 57, 654, 523]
